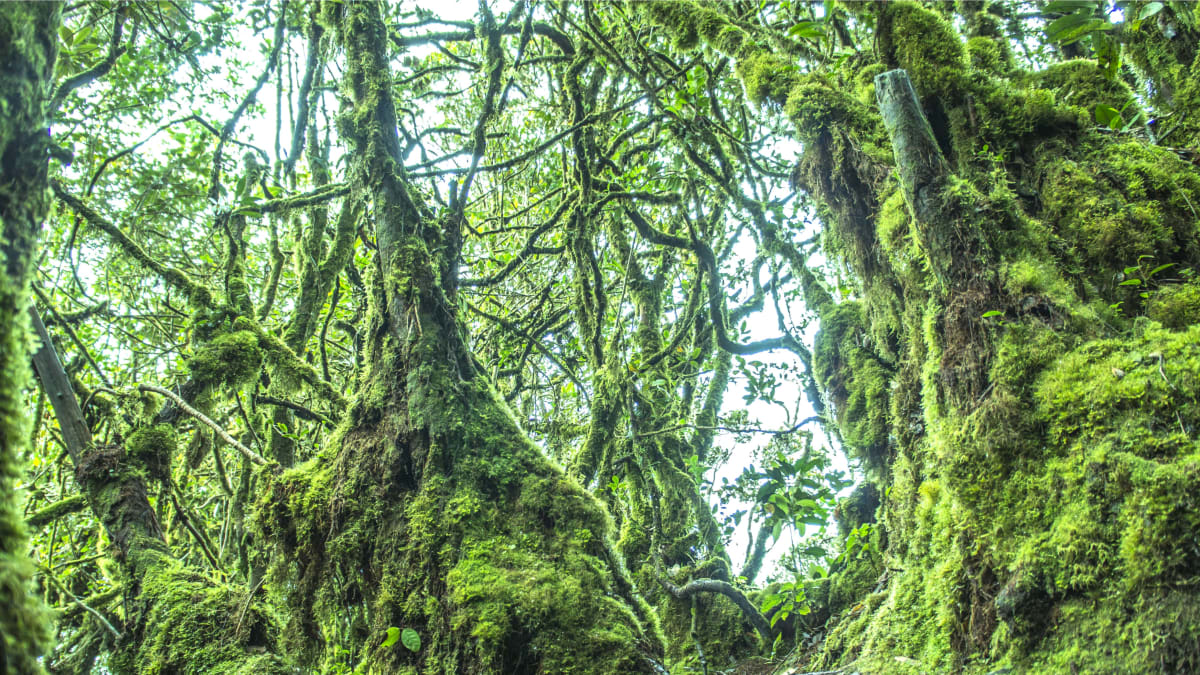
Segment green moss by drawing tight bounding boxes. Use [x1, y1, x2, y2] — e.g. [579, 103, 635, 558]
[814, 302, 894, 474]
[879, 1, 968, 97]
[852, 62, 888, 107]
[1038, 324, 1200, 449]
[1123, 18, 1200, 146]
[1019, 590, 1200, 674]
[1035, 59, 1138, 114]
[642, 0, 758, 57]
[0, 5, 61, 671]
[1038, 141, 1200, 286]
[658, 586, 757, 670]
[1118, 456, 1200, 586]
[254, 311, 664, 673]
[186, 330, 263, 390]
[818, 287, 1200, 673]
[817, 459, 967, 673]
[737, 52, 802, 107]
[784, 76, 877, 143]
[110, 550, 289, 675]
[445, 536, 648, 673]
[126, 424, 178, 482]
[827, 527, 884, 611]
[1146, 280, 1200, 329]
[876, 188, 919, 267]
[967, 36, 1010, 77]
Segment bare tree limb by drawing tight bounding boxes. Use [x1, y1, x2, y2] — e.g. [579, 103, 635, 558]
[137, 384, 272, 468]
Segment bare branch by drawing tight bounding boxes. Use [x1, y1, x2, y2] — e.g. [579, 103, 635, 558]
[137, 384, 272, 468]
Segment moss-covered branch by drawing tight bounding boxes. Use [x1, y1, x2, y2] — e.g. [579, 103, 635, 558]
[51, 179, 216, 306]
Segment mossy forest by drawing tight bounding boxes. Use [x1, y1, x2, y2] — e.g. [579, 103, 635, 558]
[3, 0, 1200, 672]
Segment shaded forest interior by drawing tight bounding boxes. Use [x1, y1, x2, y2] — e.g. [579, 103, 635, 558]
[2, 0, 1200, 673]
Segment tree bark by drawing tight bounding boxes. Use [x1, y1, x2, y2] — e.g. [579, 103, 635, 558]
[0, 4, 62, 671]
[875, 69, 953, 288]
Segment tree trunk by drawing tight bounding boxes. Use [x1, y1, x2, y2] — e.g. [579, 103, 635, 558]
[645, 1, 1200, 672]
[250, 3, 665, 672]
[0, 4, 61, 671]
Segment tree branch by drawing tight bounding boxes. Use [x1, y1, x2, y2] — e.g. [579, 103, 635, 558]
[137, 385, 271, 468]
[656, 573, 774, 642]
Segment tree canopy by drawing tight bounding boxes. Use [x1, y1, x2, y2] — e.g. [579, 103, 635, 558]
[3, 1, 1200, 673]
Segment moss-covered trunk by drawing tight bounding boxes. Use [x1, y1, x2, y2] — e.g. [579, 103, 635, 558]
[646, 1, 1200, 672]
[0, 4, 60, 670]
[253, 3, 664, 672]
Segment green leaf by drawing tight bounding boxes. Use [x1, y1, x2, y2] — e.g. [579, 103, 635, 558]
[1118, 278, 1142, 286]
[1095, 104, 1121, 129]
[760, 594, 784, 614]
[1046, 10, 1112, 45]
[401, 628, 421, 652]
[1045, 0, 1101, 11]
[381, 627, 400, 649]
[788, 21, 825, 39]
[1046, 10, 1093, 38]
[981, 310, 1004, 318]
[1138, 2, 1164, 21]
[1148, 263, 1175, 277]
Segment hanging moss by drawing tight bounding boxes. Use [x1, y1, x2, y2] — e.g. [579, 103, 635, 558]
[814, 302, 894, 474]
